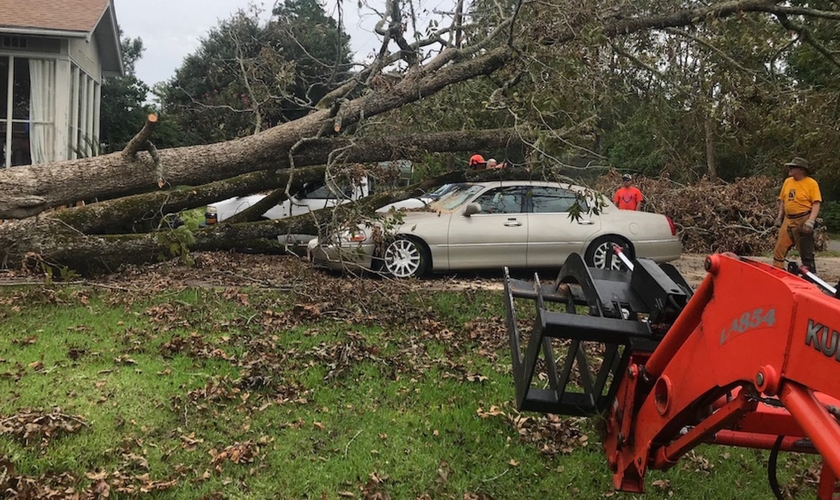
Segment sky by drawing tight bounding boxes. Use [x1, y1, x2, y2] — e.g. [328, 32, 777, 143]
[113, 0, 449, 88]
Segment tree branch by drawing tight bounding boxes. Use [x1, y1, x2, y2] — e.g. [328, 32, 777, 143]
[608, 40, 667, 79]
[121, 114, 158, 159]
[662, 27, 761, 77]
[774, 13, 840, 72]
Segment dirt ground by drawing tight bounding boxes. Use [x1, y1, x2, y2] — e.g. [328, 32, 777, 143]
[671, 254, 840, 288]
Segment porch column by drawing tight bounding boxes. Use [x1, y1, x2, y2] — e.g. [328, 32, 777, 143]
[53, 58, 71, 162]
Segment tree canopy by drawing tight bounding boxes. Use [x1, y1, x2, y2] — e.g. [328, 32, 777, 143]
[157, 0, 353, 146]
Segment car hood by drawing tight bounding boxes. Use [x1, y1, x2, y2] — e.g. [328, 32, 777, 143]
[388, 208, 448, 223]
[376, 198, 437, 213]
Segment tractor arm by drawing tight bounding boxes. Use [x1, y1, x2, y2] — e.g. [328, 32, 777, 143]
[504, 252, 840, 498]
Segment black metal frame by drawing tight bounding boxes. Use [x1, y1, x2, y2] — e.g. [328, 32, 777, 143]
[504, 253, 690, 416]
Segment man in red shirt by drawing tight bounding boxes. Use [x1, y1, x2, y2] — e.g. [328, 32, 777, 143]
[613, 174, 643, 210]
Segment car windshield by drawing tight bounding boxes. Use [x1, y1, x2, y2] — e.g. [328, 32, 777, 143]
[432, 184, 485, 211]
[428, 183, 457, 198]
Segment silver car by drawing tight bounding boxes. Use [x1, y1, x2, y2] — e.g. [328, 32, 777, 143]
[308, 180, 681, 277]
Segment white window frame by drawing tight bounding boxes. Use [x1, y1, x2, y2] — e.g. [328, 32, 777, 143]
[0, 53, 59, 167]
[68, 62, 99, 159]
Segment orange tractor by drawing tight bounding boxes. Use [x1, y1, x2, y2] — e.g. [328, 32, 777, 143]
[504, 250, 840, 499]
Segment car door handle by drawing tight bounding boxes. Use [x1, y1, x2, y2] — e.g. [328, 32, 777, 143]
[578, 220, 595, 225]
[504, 219, 522, 227]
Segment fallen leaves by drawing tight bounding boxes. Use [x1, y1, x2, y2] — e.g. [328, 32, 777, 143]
[209, 441, 259, 468]
[511, 412, 589, 456]
[112, 354, 137, 365]
[0, 408, 88, 449]
[180, 433, 204, 451]
[11, 336, 37, 346]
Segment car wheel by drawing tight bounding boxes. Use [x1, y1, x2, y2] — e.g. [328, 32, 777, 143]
[383, 237, 430, 278]
[585, 236, 632, 270]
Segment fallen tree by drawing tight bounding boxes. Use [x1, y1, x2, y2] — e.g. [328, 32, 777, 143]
[4, 167, 540, 274]
[2, 0, 837, 274]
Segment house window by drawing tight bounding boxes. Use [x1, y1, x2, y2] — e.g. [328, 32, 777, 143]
[2, 37, 27, 49]
[0, 55, 55, 167]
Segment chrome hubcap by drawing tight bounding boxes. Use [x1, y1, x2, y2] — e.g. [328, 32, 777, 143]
[384, 239, 421, 277]
[592, 242, 624, 270]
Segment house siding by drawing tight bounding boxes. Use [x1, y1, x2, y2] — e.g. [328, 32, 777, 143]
[68, 37, 101, 82]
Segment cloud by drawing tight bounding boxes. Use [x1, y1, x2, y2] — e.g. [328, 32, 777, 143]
[114, 0, 275, 85]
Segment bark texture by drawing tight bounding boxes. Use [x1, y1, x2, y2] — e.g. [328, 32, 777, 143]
[0, 167, 536, 274]
[0, 49, 514, 219]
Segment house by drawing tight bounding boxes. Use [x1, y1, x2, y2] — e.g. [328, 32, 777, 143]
[0, 0, 122, 167]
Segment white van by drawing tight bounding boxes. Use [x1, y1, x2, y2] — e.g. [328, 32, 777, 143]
[209, 177, 370, 222]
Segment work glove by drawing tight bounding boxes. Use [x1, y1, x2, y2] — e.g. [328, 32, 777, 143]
[801, 219, 815, 235]
[774, 216, 783, 228]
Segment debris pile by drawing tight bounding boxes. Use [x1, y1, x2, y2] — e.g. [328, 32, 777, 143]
[594, 171, 827, 254]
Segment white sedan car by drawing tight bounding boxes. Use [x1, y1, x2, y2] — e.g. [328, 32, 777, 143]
[309, 180, 681, 278]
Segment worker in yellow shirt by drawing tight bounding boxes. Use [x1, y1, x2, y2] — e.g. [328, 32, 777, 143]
[773, 157, 822, 273]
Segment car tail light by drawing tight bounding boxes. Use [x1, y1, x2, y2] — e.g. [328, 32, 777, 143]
[341, 228, 366, 242]
[666, 216, 676, 236]
[205, 206, 218, 225]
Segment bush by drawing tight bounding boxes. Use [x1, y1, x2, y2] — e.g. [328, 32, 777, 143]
[820, 201, 840, 234]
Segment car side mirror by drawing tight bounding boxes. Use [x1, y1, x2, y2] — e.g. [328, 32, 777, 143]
[463, 203, 481, 216]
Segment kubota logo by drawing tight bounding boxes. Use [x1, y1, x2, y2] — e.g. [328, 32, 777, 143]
[805, 320, 840, 360]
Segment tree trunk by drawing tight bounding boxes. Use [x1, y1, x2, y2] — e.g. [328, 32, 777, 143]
[704, 115, 717, 181]
[0, 48, 514, 219]
[700, 58, 718, 182]
[50, 167, 327, 234]
[52, 125, 535, 232]
[0, 167, 538, 274]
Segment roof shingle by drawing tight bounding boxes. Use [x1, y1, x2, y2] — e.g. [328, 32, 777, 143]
[0, 0, 110, 33]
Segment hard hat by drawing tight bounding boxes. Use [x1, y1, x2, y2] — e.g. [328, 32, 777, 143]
[784, 157, 811, 174]
[469, 154, 485, 166]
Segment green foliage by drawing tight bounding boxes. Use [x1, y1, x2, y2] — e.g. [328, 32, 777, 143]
[100, 35, 152, 152]
[604, 106, 669, 177]
[272, 0, 353, 112]
[784, 0, 840, 90]
[157, 1, 352, 146]
[821, 201, 840, 233]
[154, 226, 196, 266]
[179, 207, 207, 231]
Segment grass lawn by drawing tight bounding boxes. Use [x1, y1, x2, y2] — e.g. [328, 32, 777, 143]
[0, 256, 822, 499]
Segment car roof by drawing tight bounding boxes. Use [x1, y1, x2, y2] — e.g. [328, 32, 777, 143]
[468, 180, 591, 193]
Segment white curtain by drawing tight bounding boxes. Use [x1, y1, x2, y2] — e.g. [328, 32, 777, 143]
[28, 59, 55, 164]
